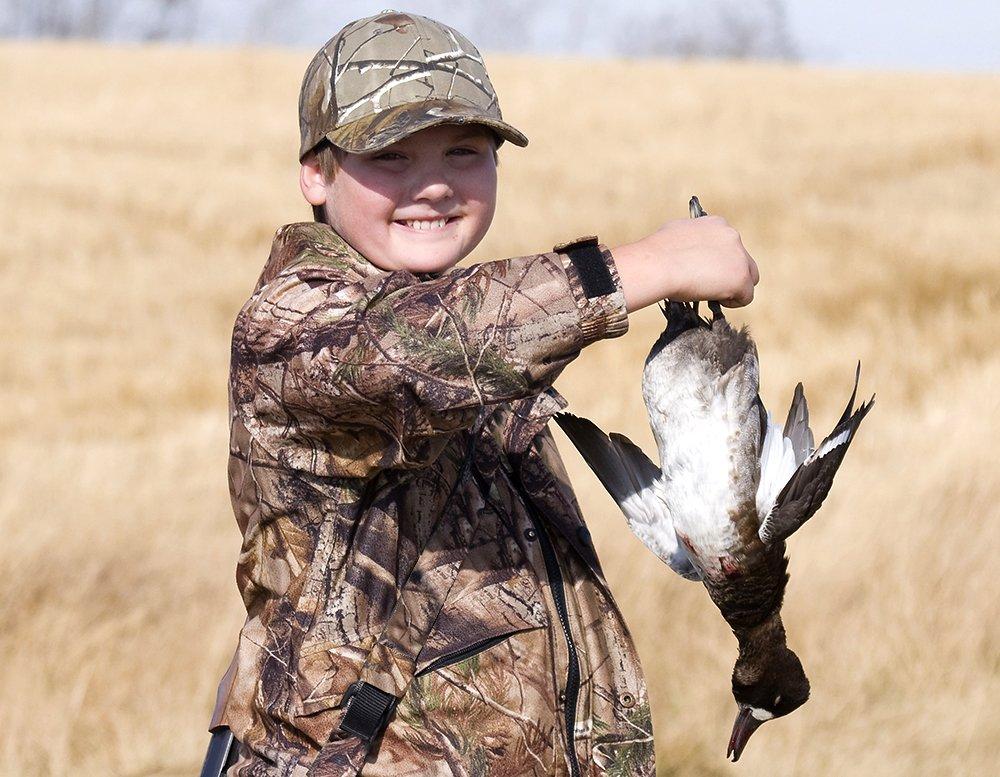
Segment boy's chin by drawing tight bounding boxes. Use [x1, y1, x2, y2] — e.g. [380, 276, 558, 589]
[387, 241, 467, 274]
[399, 253, 464, 274]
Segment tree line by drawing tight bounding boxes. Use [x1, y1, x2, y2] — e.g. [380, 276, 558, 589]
[0, 0, 798, 60]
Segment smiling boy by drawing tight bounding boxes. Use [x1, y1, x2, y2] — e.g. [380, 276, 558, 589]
[207, 10, 757, 777]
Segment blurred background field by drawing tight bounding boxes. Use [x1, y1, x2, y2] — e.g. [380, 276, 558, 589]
[1, 38, 998, 776]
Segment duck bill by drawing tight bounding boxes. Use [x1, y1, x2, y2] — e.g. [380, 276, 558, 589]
[727, 706, 764, 762]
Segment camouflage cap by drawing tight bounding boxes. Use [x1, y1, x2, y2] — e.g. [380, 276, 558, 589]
[298, 10, 529, 160]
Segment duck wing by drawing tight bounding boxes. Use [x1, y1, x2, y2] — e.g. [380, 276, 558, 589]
[757, 363, 875, 546]
[554, 411, 701, 580]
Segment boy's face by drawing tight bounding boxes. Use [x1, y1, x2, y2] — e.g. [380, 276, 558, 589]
[302, 124, 498, 274]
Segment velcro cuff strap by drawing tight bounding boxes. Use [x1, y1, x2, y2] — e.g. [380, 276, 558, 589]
[556, 237, 615, 299]
[337, 681, 399, 743]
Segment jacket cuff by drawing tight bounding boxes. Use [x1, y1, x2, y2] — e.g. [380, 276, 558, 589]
[553, 235, 630, 345]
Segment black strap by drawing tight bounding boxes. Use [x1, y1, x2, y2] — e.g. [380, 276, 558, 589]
[338, 681, 400, 743]
[556, 237, 615, 299]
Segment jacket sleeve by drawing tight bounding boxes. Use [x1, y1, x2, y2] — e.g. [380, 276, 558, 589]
[234, 236, 629, 474]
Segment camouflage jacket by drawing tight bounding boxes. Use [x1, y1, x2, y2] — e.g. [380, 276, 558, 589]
[212, 222, 656, 776]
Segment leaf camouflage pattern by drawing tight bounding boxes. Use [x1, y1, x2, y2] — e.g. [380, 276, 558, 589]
[212, 222, 656, 776]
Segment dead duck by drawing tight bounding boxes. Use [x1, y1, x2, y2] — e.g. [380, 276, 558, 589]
[555, 197, 874, 762]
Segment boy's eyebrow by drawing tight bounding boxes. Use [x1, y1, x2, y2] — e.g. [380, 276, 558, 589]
[384, 126, 492, 153]
[451, 127, 491, 141]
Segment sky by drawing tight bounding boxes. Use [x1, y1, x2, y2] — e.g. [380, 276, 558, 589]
[3, 0, 999, 72]
[267, 0, 1000, 72]
[782, 0, 1000, 72]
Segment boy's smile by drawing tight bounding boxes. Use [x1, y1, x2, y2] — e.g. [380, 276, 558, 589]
[302, 123, 498, 275]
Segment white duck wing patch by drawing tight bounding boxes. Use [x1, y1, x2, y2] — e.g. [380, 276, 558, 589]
[755, 406, 800, 523]
[758, 363, 875, 546]
[755, 381, 816, 522]
[554, 411, 701, 580]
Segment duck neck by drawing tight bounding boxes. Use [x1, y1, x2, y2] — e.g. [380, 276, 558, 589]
[734, 610, 787, 671]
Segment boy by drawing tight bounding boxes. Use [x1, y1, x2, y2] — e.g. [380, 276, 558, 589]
[206, 10, 758, 777]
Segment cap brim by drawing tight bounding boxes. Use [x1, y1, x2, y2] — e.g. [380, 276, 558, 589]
[325, 102, 528, 154]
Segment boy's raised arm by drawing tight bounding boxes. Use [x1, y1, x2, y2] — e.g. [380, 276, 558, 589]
[233, 231, 628, 473]
[233, 217, 758, 476]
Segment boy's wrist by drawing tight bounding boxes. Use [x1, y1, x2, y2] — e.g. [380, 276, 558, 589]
[609, 240, 673, 314]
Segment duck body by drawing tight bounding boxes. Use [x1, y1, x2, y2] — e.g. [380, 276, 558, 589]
[642, 301, 789, 630]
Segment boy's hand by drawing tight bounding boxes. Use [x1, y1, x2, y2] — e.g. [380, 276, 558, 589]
[611, 216, 760, 314]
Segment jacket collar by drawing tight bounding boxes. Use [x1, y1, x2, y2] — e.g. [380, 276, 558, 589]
[257, 221, 389, 289]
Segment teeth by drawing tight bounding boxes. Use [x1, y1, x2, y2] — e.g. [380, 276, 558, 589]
[404, 218, 449, 231]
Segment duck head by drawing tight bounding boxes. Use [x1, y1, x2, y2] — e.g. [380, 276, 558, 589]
[728, 643, 811, 761]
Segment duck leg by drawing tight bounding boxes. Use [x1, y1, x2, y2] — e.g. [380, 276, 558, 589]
[688, 195, 725, 320]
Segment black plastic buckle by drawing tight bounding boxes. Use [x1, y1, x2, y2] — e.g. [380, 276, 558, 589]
[337, 681, 399, 743]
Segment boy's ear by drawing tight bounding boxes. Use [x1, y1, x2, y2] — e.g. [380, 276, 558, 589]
[299, 155, 329, 207]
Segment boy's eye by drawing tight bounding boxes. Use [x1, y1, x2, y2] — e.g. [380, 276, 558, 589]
[372, 151, 405, 161]
[448, 146, 478, 156]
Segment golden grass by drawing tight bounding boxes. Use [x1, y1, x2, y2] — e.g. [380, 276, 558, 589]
[1, 40, 998, 776]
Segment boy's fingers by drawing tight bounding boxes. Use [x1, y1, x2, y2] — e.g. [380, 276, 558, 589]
[729, 280, 756, 308]
[719, 291, 752, 309]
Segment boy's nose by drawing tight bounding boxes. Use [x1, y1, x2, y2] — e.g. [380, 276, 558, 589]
[409, 172, 454, 203]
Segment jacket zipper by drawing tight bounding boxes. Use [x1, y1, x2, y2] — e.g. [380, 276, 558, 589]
[470, 457, 580, 777]
[494, 465, 583, 777]
[415, 633, 515, 677]
[529, 507, 583, 777]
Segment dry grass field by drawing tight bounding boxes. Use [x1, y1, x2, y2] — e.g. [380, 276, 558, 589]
[1, 40, 998, 776]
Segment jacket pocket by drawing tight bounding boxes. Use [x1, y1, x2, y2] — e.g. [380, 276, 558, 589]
[390, 624, 560, 776]
[289, 480, 550, 717]
[413, 498, 551, 677]
[415, 627, 539, 678]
